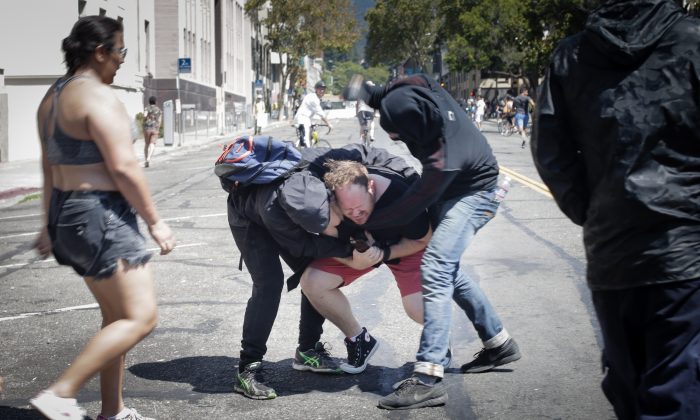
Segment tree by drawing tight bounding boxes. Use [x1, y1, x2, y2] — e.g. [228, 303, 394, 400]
[440, 0, 599, 94]
[365, 0, 441, 71]
[245, 0, 358, 119]
[327, 61, 390, 96]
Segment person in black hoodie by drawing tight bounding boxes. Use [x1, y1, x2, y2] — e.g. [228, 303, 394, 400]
[352, 74, 521, 410]
[532, 1, 700, 417]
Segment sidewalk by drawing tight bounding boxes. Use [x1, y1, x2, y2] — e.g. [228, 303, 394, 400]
[0, 120, 289, 209]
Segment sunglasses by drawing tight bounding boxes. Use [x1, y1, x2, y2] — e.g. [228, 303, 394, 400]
[116, 47, 128, 59]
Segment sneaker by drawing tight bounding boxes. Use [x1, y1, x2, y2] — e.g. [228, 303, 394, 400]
[378, 376, 448, 410]
[293, 342, 343, 373]
[144, 161, 150, 168]
[520, 139, 527, 148]
[30, 390, 86, 420]
[96, 407, 154, 420]
[234, 362, 277, 400]
[460, 337, 522, 373]
[340, 327, 379, 374]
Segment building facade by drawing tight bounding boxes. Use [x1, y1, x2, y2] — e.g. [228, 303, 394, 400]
[0, 0, 284, 162]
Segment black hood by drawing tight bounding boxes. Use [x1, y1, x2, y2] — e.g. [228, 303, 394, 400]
[584, 0, 684, 66]
[278, 171, 330, 234]
[378, 87, 443, 158]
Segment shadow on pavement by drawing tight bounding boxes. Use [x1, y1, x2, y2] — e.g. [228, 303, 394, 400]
[129, 356, 415, 397]
[0, 406, 54, 420]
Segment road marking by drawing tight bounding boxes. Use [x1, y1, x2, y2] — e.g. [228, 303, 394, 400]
[0, 242, 207, 270]
[0, 213, 226, 240]
[0, 303, 99, 323]
[162, 212, 226, 222]
[0, 213, 41, 221]
[0, 232, 38, 240]
[500, 166, 553, 199]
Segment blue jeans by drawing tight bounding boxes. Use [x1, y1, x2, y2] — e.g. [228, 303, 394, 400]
[415, 189, 504, 374]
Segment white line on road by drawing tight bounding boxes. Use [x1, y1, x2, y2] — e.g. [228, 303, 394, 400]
[0, 213, 226, 240]
[0, 242, 208, 270]
[0, 213, 41, 221]
[0, 303, 99, 323]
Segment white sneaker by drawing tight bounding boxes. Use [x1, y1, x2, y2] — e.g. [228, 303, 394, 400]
[30, 390, 86, 420]
[96, 407, 154, 420]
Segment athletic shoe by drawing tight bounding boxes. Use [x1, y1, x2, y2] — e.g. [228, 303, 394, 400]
[378, 376, 448, 410]
[96, 407, 154, 420]
[340, 327, 379, 374]
[30, 390, 86, 420]
[292, 342, 343, 373]
[460, 337, 522, 373]
[234, 361, 277, 400]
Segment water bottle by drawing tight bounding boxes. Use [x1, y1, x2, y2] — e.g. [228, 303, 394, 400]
[494, 176, 512, 203]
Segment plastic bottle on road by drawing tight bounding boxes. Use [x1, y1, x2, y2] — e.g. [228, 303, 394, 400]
[494, 176, 512, 203]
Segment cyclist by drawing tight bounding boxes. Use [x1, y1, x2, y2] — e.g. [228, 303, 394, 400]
[356, 83, 376, 145]
[293, 80, 333, 147]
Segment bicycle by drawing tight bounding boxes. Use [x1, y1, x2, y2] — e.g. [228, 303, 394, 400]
[295, 123, 332, 148]
[497, 115, 515, 137]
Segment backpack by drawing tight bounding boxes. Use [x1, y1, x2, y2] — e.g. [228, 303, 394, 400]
[214, 135, 302, 192]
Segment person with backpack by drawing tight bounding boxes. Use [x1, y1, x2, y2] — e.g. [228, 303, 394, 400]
[217, 138, 416, 400]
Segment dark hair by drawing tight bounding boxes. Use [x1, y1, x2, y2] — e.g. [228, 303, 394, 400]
[148, 96, 157, 105]
[62, 16, 123, 74]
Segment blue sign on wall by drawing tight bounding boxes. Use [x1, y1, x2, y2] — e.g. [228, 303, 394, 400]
[178, 58, 191, 73]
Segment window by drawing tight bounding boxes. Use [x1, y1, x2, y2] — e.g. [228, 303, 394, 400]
[145, 20, 151, 73]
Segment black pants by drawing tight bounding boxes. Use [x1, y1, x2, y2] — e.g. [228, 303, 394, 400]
[592, 278, 700, 419]
[228, 199, 324, 370]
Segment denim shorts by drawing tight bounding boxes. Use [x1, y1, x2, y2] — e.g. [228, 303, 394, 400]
[48, 189, 152, 279]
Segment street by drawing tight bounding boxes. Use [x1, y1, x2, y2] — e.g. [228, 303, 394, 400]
[0, 116, 614, 419]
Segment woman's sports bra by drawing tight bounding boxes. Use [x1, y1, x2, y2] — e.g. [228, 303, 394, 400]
[44, 75, 104, 165]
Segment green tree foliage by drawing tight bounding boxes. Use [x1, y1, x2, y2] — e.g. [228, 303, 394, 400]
[327, 61, 389, 96]
[440, 0, 599, 92]
[365, 0, 441, 70]
[245, 0, 358, 117]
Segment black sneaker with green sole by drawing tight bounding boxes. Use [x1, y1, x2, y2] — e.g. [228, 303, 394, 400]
[234, 362, 277, 400]
[293, 342, 343, 373]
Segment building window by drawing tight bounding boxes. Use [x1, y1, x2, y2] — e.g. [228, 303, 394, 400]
[145, 20, 151, 73]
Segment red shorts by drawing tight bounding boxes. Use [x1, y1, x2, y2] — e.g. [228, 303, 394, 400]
[308, 251, 424, 297]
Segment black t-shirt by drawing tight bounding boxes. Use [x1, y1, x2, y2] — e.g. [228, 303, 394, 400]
[514, 94, 530, 114]
[338, 173, 430, 246]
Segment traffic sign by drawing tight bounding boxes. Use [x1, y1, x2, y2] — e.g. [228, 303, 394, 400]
[178, 58, 191, 73]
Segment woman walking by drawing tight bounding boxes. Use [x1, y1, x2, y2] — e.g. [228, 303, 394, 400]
[31, 16, 175, 420]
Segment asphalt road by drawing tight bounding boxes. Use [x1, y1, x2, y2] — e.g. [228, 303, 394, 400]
[0, 117, 614, 419]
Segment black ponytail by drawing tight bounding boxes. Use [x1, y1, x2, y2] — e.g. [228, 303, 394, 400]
[62, 16, 123, 74]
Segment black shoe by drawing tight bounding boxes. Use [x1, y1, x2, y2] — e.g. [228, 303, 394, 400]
[378, 376, 448, 410]
[234, 362, 277, 400]
[521, 139, 527, 148]
[460, 337, 522, 373]
[292, 342, 343, 374]
[340, 327, 379, 374]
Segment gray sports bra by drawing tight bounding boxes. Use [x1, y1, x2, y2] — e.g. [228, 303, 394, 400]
[44, 75, 104, 165]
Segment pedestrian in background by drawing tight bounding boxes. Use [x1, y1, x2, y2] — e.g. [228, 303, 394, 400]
[142, 95, 161, 168]
[253, 94, 266, 135]
[356, 74, 521, 410]
[31, 15, 175, 420]
[532, 0, 700, 417]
